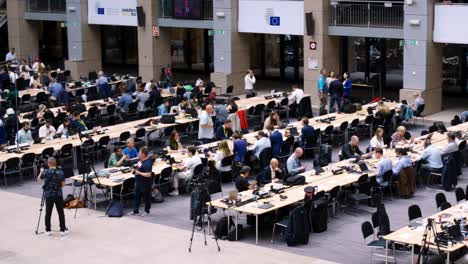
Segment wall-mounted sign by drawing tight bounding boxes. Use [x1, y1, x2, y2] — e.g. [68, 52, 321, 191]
[309, 41, 317, 50]
[88, 0, 138, 26]
[208, 29, 224, 36]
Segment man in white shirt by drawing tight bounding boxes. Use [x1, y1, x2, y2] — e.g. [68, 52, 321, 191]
[440, 132, 458, 155]
[412, 93, 425, 111]
[244, 69, 256, 98]
[56, 120, 70, 137]
[169, 147, 202, 196]
[252, 131, 271, 158]
[5, 48, 17, 63]
[144, 79, 154, 92]
[38, 119, 56, 139]
[198, 104, 214, 144]
[288, 85, 304, 105]
[374, 148, 392, 184]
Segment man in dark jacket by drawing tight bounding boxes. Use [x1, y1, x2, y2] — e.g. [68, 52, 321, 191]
[328, 77, 343, 113]
[257, 158, 284, 184]
[341, 135, 363, 160]
[300, 117, 315, 147]
[215, 119, 233, 140]
[269, 126, 283, 157]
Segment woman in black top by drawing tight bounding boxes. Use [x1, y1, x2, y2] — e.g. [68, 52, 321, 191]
[166, 130, 184, 153]
[227, 98, 238, 114]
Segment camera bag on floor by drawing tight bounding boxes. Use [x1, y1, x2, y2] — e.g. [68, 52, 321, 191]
[151, 188, 164, 203]
[285, 205, 309, 246]
[106, 200, 123, 217]
[214, 216, 233, 239]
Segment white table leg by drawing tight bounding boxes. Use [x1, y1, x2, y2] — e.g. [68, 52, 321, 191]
[235, 212, 238, 241]
[411, 244, 414, 264]
[385, 239, 389, 263]
[446, 251, 450, 264]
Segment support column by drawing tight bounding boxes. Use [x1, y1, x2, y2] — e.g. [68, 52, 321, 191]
[137, 0, 171, 81]
[401, 0, 442, 115]
[210, 0, 250, 95]
[7, 0, 39, 60]
[303, 0, 340, 108]
[65, 0, 102, 79]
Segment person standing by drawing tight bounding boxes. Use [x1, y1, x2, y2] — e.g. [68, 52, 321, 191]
[96, 71, 111, 99]
[328, 74, 343, 113]
[129, 147, 154, 217]
[244, 69, 256, 98]
[318, 68, 328, 111]
[198, 104, 214, 144]
[342, 72, 352, 100]
[37, 157, 68, 236]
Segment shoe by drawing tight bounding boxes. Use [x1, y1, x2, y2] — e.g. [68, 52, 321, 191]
[169, 190, 179, 196]
[45, 231, 52, 236]
[128, 211, 139, 216]
[141, 212, 150, 217]
[60, 229, 69, 236]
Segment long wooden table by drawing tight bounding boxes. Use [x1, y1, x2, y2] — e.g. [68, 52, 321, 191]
[18, 88, 49, 98]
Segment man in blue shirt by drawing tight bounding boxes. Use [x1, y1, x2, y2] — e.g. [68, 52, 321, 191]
[269, 127, 283, 157]
[96, 71, 111, 99]
[374, 148, 392, 184]
[318, 68, 328, 108]
[300, 117, 315, 147]
[287, 147, 305, 176]
[157, 99, 170, 115]
[214, 103, 228, 127]
[233, 133, 247, 162]
[392, 148, 413, 180]
[123, 138, 138, 160]
[252, 131, 271, 158]
[419, 139, 443, 182]
[48, 79, 64, 98]
[117, 86, 132, 112]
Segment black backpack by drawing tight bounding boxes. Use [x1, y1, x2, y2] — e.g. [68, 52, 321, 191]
[342, 99, 356, 113]
[106, 200, 123, 217]
[286, 205, 309, 246]
[214, 216, 243, 241]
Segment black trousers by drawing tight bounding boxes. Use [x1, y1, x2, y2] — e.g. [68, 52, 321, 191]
[45, 197, 66, 232]
[133, 180, 152, 214]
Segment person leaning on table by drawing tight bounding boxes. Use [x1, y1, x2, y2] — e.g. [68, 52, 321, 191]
[108, 147, 127, 168]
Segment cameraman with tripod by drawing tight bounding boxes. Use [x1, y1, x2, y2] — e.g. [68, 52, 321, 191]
[37, 157, 68, 236]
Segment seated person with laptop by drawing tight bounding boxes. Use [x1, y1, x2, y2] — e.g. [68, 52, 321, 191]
[257, 158, 284, 185]
[341, 136, 364, 160]
[38, 119, 56, 140]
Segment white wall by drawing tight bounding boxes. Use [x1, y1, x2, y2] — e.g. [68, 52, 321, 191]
[238, 0, 304, 35]
[88, 0, 138, 26]
[434, 4, 468, 44]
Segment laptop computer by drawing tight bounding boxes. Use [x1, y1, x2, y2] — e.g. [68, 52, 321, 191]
[288, 127, 299, 136]
[358, 162, 372, 173]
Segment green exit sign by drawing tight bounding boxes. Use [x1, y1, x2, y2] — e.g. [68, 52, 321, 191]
[410, 40, 418, 45]
[208, 29, 224, 36]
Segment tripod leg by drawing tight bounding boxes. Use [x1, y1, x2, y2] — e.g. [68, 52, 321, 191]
[35, 192, 45, 234]
[74, 175, 86, 219]
[206, 213, 221, 251]
[188, 215, 198, 252]
[202, 215, 207, 246]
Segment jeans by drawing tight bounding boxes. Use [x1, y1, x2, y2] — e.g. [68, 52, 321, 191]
[329, 94, 342, 113]
[245, 90, 255, 98]
[45, 196, 66, 232]
[133, 180, 152, 214]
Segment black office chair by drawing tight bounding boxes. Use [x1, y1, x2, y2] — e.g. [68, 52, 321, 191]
[96, 136, 110, 160]
[435, 192, 447, 210]
[358, 115, 374, 138]
[114, 131, 131, 149]
[440, 202, 452, 211]
[348, 118, 360, 137]
[154, 166, 173, 194]
[134, 128, 146, 149]
[2, 157, 21, 186]
[408, 204, 422, 222]
[259, 147, 273, 171]
[361, 221, 395, 262]
[20, 153, 36, 181]
[58, 143, 74, 178]
[303, 134, 319, 160]
[332, 121, 348, 146]
[349, 174, 372, 207]
[321, 125, 334, 145]
[113, 178, 135, 203]
[326, 186, 341, 218]
[455, 187, 465, 203]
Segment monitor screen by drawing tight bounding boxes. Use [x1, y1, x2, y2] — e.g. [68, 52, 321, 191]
[173, 0, 203, 19]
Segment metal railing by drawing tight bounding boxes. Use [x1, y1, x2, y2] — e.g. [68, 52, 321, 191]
[26, 0, 66, 13]
[329, 0, 404, 28]
[160, 0, 213, 20]
[0, 0, 6, 28]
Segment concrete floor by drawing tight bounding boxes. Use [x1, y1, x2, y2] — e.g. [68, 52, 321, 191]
[1, 123, 467, 264]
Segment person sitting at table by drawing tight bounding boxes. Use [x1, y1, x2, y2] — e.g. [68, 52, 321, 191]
[300, 117, 315, 148]
[252, 131, 271, 158]
[374, 148, 392, 185]
[235, 166, 256, 192]
[108, 147, 127, 168]
[47, 78, 64, 100]
[30, 73, 43, 89]
[270, 126, 283, 157]
[16, 121, 34, 145]
[440, 132, 458, 156]
[258, 158, 284, 185]
[117, 85, 132, 112]
[177, 97, 191, 113]
[226, 98, 239, 114]
[123, 138, 139, 160]
[38, 119, 56, 140]
[215, 119, 233, 140]
[232, 132, 247, 163]
[341, 136, 364, 160]
[189, 97, 199, 109]
[214, 140, 232, 172]
[391, 126, 409, 146]
[157, 99, 170, 116]
[166, 130, 184, 153]
[263, 111, 280, 130]
[71, 111, 88, 132]
[287, 147, 306, 176]
[370, 127, 385, 149]
[419, 139, 443, 183]
[169, 146, 202, 196]
[392, 148, 413, 180]
[56, 119, 71, 137]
